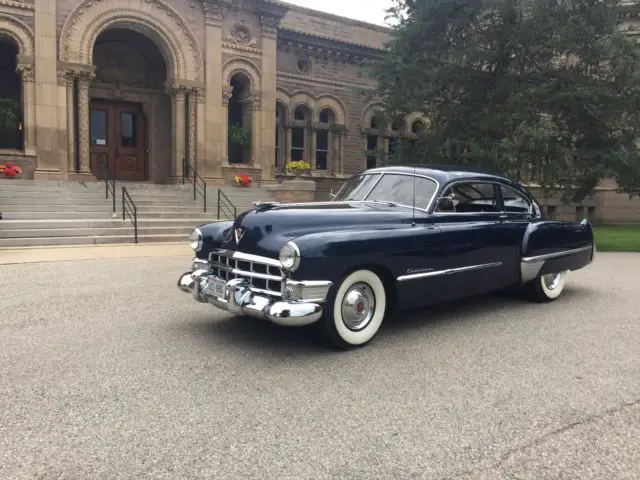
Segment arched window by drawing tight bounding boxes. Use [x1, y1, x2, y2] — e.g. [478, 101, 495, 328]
[291, 104, 311, 162]
[364, 112, 384, 169]
[0, 38, 23, 150]
[315, 108, 335, 171]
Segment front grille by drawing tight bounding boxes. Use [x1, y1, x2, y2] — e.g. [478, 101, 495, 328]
[209, 250, 284, 296]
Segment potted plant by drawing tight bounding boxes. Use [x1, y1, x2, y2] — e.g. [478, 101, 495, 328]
[233, 173, 252, 187]
[285, 160, 311, 177]
[0, 98, 20, 130]
[0, 162, 23, 179]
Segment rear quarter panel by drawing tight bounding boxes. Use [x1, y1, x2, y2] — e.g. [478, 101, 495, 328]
[522, 219, 594, 258]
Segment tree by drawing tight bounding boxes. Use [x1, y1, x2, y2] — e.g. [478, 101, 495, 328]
[366, 0, 640, 201]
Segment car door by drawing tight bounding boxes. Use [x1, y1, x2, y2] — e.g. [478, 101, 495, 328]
[428, 179, 512, 299]
[495, 182, 537, 285]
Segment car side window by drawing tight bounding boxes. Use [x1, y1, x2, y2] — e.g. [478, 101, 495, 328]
[436, 181, 500, 213]
[500, 185, 532, 214]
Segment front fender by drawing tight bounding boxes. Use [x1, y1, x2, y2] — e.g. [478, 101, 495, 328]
[289, 225, 440, 283]
[196, 220, 234, 260]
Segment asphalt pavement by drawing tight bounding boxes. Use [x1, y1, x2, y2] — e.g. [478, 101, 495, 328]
[1, 252, 639, 479]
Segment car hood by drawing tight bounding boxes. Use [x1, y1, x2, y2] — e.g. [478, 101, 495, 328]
[220, 201, 417, 257]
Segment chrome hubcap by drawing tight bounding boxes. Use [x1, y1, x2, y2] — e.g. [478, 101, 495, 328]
[341, 282, 376, 331]
[542, 273, 562, 290]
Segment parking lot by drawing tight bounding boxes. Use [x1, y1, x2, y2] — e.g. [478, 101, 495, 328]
[1, 252, 639, 479]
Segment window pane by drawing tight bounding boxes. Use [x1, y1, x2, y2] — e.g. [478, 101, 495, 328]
[275, 127, 279, 147]
[366, 174, 438, 209]
[501, 185, 531, 213]
[90, 109, 107, 146]
[292, 127, 305, 148]
[317, 130, 329, 150]
[121, 112, 136, 147]
[448, 182, 499, 212]
[366, 155, 377, 169]
[366, 135, 377, 151]
[275, 146, 279, 166]
[333, 173, 381, 201]
[291, 148, 304, 161]
[316, 151, 328, 170]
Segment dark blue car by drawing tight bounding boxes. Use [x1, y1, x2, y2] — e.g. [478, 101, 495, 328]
[177, 165, 596, 349]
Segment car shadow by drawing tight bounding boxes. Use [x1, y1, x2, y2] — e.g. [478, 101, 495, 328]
[177, 286, 596, 356]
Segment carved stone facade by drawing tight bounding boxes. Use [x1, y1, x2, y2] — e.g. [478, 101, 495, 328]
[0, 0, 638, 222]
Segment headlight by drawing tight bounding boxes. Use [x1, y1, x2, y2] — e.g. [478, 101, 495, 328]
[278, 241, 300, 272]
[188, 228, 203, 251]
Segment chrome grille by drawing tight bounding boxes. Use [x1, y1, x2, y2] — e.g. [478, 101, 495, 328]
[209, 250, 284, 296]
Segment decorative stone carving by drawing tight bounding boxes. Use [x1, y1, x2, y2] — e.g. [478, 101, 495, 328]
[260, 14, 281, 37]
[16, 63, 35, 82]
[194, 87, 206, 104]
[77, 72, 95, 173]
[296, 57, 311, 74]
[187, 92, 197, 163]
[0, 15, 35, 58]
[229, 21, 255, 46]
[202, 0, 225, 24]
[222, 85, 234, 106]
[59, 0, 204, 82]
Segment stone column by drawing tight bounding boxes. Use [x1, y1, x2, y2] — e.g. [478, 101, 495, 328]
[221, 85, 233, 164]
[55, 69, 70, 176]
[15, 63, 36, 156]
[259, 11, 284, 180]
[284, 124, 292, 167]
[77, 71, 95, 174]
[64, 71, 77, 174]
[195, 88, 206, 175]
[203, 1, 225, 178]
[332, 126, 345, 175]
[169, 85, 186, 179]
[247, 95, 261, 167]
[34, 0, 60, 176]
[310, 123, 317, 169]
[187, 88, 197, 167]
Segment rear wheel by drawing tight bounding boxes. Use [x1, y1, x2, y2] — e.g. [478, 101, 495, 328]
[320, 269, 387, 350]
[524, 270, 568, 303]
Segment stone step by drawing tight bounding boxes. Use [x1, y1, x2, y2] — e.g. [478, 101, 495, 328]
[2, 211, 227, 220]
[0, 218, 216, 230]
[0, 233, 191, 247]
[0, 225, 197, 238]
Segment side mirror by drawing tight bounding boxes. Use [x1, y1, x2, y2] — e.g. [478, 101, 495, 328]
[437, 196, 455, 212]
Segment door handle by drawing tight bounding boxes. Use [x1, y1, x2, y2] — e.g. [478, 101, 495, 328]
[499, 214, 508, 221]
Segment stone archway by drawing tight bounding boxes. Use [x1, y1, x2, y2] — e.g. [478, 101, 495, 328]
[0, 15, 35, 155]
[58, 0, 205, 181]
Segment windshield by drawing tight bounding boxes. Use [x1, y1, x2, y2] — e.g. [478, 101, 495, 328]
[333, 173, 439, 209]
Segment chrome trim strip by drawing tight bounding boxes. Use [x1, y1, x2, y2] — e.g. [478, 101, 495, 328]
[522, 244, 593, 263]
[211, 249, 282, 268]
[396, 261, 502, 282]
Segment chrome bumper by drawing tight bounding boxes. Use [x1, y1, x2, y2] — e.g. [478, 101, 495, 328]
[177, 267, 331, 327]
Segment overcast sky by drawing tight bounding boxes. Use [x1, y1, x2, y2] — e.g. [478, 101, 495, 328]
[283, 0, 393, 26]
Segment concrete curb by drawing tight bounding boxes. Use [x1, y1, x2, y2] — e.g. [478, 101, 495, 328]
[0, 242, 193, 265]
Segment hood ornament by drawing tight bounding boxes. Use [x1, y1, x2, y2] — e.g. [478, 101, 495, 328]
[234, 227, 245, 244]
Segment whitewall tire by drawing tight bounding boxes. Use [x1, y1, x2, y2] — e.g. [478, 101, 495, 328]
[321, 269, 387, 350]
[527, 270, 569, 302]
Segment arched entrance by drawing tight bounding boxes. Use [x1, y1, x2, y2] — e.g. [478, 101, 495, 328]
[0, 37, 22, 150]
[58, 0, 205, 182]
[89, 28, 168, 181]
[227, 72, 252, 164]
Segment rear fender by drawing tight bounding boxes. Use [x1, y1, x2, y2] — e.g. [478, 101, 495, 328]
[520, 218, 595, 283]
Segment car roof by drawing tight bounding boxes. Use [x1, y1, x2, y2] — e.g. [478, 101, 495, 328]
[363, 165, 515, 186]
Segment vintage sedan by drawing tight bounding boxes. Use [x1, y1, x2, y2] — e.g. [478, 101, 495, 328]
[177, 165, 595, 349]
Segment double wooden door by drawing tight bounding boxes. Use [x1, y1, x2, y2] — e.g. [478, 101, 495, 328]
[89, 100, 147, 181]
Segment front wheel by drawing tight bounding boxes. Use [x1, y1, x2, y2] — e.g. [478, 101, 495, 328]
[320, 269, 387, 350]
[524, 270, 569, 303]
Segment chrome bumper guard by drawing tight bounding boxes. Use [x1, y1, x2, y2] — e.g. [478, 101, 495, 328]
[177, 263, 332, 327]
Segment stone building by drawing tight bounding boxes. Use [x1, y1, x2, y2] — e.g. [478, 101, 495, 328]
[0, 0, 639, 223]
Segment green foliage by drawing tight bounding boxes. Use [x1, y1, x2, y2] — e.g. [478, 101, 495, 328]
[0, 98, 20, 129]
[367, 0, 640, 202]
[228, 123, 249, 146]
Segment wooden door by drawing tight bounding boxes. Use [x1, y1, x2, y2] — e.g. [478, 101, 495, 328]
[89, 100, 147, 181]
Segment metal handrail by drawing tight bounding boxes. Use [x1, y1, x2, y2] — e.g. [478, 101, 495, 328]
[122, 186, 138, 244]
[217, 189, 237, 220]
[98, 155, 116, 213]
[183, 158, 207, 212]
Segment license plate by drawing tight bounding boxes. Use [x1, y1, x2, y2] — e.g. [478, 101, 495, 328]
[205, 276, 226, 298]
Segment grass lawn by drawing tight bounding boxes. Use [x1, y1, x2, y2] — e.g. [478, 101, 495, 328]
[593, 225, 640, 252]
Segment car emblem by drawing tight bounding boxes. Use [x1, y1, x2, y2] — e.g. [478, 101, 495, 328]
[234, 227, 245, 244]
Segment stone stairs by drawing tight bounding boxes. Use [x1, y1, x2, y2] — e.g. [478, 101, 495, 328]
[0, 179, 275, 247]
